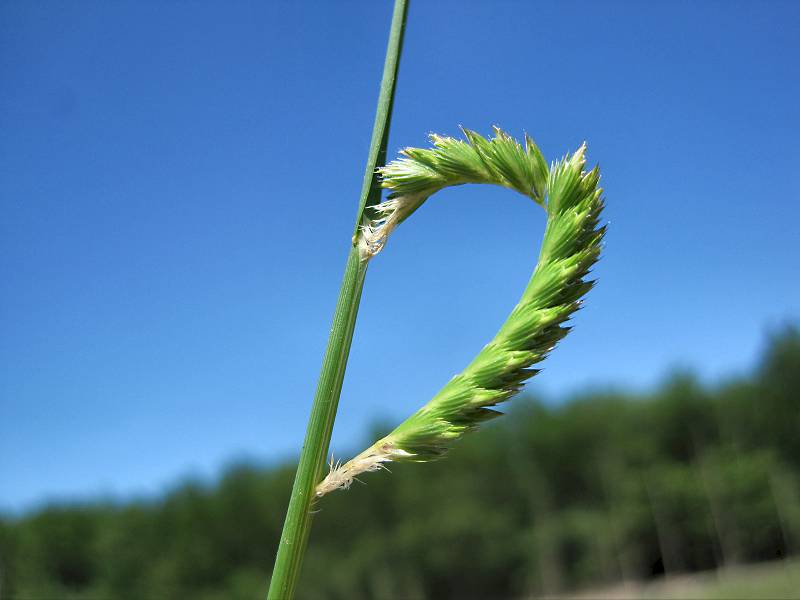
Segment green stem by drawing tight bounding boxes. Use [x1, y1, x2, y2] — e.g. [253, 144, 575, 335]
[267, 2, 407, 598]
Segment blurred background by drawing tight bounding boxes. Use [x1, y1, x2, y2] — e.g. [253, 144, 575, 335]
[1, 1, 798, 598]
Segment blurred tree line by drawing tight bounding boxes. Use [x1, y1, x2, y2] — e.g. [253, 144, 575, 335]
[1, 326, 798, 599]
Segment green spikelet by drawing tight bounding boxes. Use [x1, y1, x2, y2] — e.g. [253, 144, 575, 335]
[317, 127, 605, 496]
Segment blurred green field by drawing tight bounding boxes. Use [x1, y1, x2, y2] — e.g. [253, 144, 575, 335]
[1, 327, 798, 599]
[558, 559, 800, 599]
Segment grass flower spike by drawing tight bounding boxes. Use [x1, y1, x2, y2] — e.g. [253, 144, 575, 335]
[318, 127, 606, 496]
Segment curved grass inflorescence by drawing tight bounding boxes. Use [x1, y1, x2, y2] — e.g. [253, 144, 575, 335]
[317, 126, 606, 497]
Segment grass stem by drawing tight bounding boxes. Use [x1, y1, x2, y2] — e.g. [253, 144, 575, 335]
[267, 2, 407, 597]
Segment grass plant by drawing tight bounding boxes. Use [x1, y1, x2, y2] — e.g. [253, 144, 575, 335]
[269, 3, 604, 596]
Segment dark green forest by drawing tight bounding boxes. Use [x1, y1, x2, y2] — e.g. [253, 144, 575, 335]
[1, 327, 799, 599]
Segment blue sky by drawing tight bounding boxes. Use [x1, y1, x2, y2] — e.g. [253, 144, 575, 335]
[1, 1, 798, 512]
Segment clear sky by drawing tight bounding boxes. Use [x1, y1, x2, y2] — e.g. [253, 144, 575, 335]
[1, 1, 798, 512]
